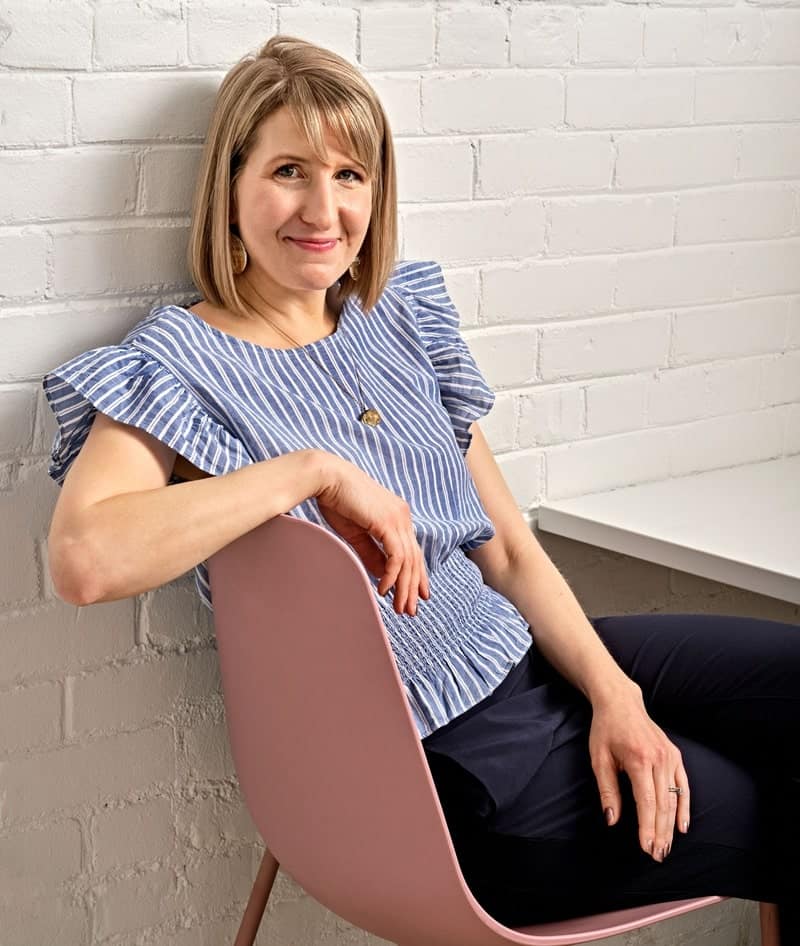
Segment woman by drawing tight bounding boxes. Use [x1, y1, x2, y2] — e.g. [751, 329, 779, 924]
[44, 36, 798, 943]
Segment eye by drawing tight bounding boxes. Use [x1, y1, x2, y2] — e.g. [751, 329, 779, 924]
[337, 168, 364, 183]
[274, 164, 301, 179]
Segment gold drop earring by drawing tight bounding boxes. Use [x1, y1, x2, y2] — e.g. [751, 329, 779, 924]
[348, 255, 360, 280]
[230, 232, 248, 275]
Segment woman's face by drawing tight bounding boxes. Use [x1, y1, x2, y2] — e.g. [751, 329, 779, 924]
[232, 105, 373, 297]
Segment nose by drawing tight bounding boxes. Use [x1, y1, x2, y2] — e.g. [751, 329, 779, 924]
[299, 175, 336, 231]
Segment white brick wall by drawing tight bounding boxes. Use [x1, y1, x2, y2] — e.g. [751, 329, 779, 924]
[2, 1, 797, 944]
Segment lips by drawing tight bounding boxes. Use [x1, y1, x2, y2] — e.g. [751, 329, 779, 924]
[287, 237, 339, 248]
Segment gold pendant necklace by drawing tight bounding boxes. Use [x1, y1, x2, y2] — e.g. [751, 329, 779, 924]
[241, 280, 382, 427]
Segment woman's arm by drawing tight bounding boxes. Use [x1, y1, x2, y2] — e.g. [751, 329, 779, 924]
[462, 423, 689, 862]
[49, 412, 429, 613]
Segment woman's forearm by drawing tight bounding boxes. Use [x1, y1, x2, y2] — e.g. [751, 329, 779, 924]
[49, 449, 330, 606]
[478, 545, 640, 708]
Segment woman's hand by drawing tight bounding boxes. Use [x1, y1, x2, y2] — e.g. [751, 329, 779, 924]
[313, 452, 430, 617]
[588, 687, 690, 862]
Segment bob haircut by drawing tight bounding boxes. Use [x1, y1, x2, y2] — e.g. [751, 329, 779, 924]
[188, 35, 398, 317]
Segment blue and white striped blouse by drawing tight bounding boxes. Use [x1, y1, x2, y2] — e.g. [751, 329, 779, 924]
[43, 260, 532, 738]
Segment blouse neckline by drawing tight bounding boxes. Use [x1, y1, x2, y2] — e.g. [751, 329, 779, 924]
[160, 293, 359, 359]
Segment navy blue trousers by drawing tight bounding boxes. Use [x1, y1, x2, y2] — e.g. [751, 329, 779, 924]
[421, 613, 800, 940]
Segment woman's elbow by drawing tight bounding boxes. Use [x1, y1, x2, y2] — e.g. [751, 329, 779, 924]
[47, 529, 107, 606]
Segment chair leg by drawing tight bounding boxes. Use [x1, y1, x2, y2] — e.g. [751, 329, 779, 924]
[234, 847, 280, 946]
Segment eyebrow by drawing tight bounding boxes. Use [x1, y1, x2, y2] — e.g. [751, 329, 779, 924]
[266, 153, 367, 171]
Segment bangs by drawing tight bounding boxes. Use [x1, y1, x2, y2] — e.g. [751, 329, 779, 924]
[285, 79, 382, 180]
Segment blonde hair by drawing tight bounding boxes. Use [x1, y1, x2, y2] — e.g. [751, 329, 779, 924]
[188, 35, 398, 317]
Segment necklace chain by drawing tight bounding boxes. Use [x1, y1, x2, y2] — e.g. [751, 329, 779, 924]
[240, 278, 382, 427]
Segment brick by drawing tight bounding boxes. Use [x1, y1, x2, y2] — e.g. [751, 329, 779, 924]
[785, 403, 800, 454]
[739, 124, 800, 180]
[277, 5, 357, 63]
[616, 246, 736, 310]
[614, 128, 738, 189]
[482, 258, 616, 324]
[361, 5, 434, 69]
[585, 375, 649, 437]
[518, 385, 583, 447]
[548, 194, 673, 256]
[188, 0, 276, 66]
[567, 71, 693, 129]
[646, 365, 708, 426]
[0, 385, 35, 454]
[175, 792, 255, 851]
[53, 225, 191, 296]
[94, 0, 185, 68]
[540, 314, 670, 382]
[759, 10, 800, 64]
[0, 0, 92, 69]
[0, 485, 41, 607]
[183, 847, 253, 915]
[509, 5, 577, 66]
[706, 358, 765, 415]
[495, 450, 543, 510]
[94, 797, 174, 872]
[0, 76, 71, 147]
[673, 296, 788, 365]
[761, 350, 800, 405]
[1, 895, 88, 946]
[546, 427, 671, 501]
[0, 725, 175, 820]
[733, 238, 800, 297]
[142, 145, 203, 215]
[0, 680, 62, 754]
[71, 650, 220, 735]
[0, 230, 47, 300]
[706, 8, 771, 65]
[677, 183, 794, 245]
[366, 74, 421, 136]
[669, 410, 783, 477]
[643, 9, 707, 65]
[0, 305, 141, 384]
[423, 71, 563, 134]
[168, 917, 241, 946]
[183, 716, 235, 782]
[0, 819, 81, 900]
[394, 138, 472, 203]
[0, 150, 137, 225]
[141, 575, 215, 649]
[465, 327, 538, 390]
[787, 298, 800, 348]
[478, 132, 613, 198]
[579, 6, 643, 65]
[402, 199, 545, 262]
[437, 6, 507, 68]
[0, 599, 135, 687]
[97, 864, 179, 937]
[695, 68, 800, 123]
[474, 392, 515, 452]
[74, 74, 221, 142]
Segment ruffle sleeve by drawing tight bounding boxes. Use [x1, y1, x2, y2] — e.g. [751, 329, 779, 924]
[42, 344, 249, 487]
[392, 260, 495, 457]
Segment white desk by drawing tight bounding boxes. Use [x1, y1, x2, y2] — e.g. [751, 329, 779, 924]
[537, 455, 800, 606]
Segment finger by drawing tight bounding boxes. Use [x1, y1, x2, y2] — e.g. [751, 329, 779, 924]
[419, 547, 430, 599]
[675, 760, 691, 834]
[592, 755, 622, 827]
[653, 761, 677, 862]
[629, 767, 658, 859]
[377, 530, 404, 597]
[393, 525, 414, 614]
[407, 544, 420, 615]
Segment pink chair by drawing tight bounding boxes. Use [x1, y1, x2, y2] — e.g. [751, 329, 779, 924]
[208, 514, 723, 946]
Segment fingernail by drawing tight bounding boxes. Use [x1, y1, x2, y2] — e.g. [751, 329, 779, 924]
[604, 807, 614, 825]
[646, 839, 654, 854]
[664, 843, 671, 859]
[683, 820, 689, 833]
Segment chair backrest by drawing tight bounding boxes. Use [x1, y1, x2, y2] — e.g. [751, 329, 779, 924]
[208, 515, 723, 946]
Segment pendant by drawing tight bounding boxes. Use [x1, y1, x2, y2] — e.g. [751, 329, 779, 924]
[359, 408, 382, 427]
